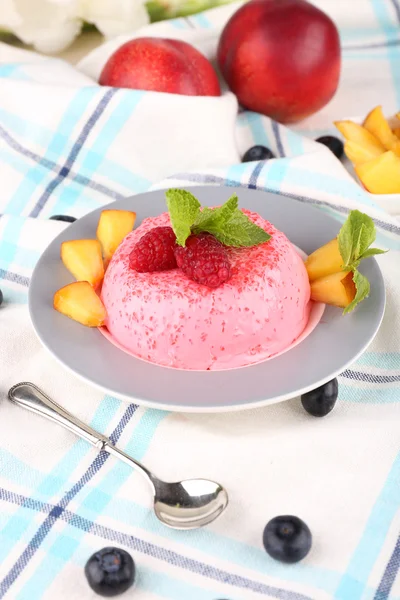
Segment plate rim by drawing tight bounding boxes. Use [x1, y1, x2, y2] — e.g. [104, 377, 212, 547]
[29, 186, 386, 413]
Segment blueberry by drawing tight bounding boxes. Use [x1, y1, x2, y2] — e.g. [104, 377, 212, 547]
[85, 547, 135, 597]
[49, 215, 77, 223]
[301, 378, 338, 417]
[315, 135, 344, 159]
[242, 145, 275, 162]
[263, 516, 312, 564]
[0, 289, 3, 307]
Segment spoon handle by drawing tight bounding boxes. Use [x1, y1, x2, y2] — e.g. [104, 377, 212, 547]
[8, 382, 155, 486]
[8, 382, 110, 449]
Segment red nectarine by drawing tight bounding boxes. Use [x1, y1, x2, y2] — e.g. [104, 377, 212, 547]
[99, 37, 221, 97]
[217, 0, 341, 123]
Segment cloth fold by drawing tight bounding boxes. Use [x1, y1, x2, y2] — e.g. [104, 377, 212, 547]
[0, 1, 400, 599]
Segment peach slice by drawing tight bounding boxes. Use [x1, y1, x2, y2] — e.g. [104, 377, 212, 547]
[355, 150, 400, 194]
[363, 106, 400, 156]
[334, 120, 385, 152]
[344, 140, 383, 165]
[393, 127, 400, 139]
[304, 238, 343, 282]
[310, 271, 356, 308]
[61, 239, 104, 287]
[97, 210, 136, 266]
[54, 282, 106, 327]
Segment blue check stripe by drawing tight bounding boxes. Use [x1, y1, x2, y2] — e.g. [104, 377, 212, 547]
[0, 268, 29, 287]
[374, 534, 400, 599]
[0, 120, 123, 206]
[0, 487, 313, 600]
[0, 402, 137, 599]
[29, 89, 117, 218]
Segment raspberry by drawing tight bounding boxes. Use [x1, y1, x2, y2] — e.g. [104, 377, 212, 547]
[129, 226, 177, 272]
[175, 233, 231, 288]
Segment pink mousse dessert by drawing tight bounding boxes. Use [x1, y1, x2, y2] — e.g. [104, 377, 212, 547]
[101, 209, 311, 370]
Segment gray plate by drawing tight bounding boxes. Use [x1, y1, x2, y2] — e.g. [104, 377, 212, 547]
[29, 186, 386, 412]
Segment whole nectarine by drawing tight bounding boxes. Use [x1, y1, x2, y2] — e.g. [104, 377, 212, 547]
[217, 0, 341, 123]
[99, 37, 221, 97]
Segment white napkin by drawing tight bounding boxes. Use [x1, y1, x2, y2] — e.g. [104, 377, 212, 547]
[0, 2, 400, 599]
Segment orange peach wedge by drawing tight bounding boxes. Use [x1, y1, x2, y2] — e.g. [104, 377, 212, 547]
[61, 239, 104, 287]
[97, 209, 136, 267]
[363, 106, 400, 156]
[310, 271, 356, 309]
[304, 238, 343, 282]
[334, 120, 385, 152]
[344, 140, 383, 165]
[54, 282, 106, 327]
[355, 151, 400, 194]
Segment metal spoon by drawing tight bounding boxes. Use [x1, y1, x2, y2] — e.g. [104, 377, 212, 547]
[8, 382, 228, 530]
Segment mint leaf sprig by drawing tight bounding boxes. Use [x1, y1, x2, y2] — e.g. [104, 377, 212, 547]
[337, 210, 387, 314]
[165, 188, 271, 247]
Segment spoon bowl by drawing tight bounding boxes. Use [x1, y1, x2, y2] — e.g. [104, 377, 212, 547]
[153, 478, 229, 529]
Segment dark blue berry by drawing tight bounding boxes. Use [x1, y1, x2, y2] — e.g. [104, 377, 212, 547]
[315, 135, 344, 159]
[301, 378, 338, 417]
[49, 215, 77, 223]
[85, 547, 135, 597]
[0, 289, 3, 307]
[263, 516, 312, 564]
[242, 145, 275, 162]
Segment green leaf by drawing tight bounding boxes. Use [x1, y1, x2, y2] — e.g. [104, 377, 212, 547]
[165, 188, 201, 246]
[338, 210, 377, 269]
[211, 209, 271, 247]
[192, 194, 239, 232]
[191, 193, 270, 247]
[359, 247, 388, 260]
[343, 270, 370, 314]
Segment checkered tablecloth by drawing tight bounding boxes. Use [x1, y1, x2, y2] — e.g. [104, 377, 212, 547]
[0, 1, 400, 599]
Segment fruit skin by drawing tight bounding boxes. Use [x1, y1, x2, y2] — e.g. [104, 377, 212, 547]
[97, 209, 136, 267]
[129, 226, 177, 272]
[217, 0, 341, 123]
[242, 145, 275, 162]
[310, 270, 356, 308]
[85, 547, 135, 597]
[355, 150, 400, 194]
[304, 238, 343, 282]
[344, 140, 383, 165]
[301, 378, 338, 416]
[316, 135, 344, 159]
[363, 106, 400, 156]
[50, 215, 76, 223]
[61, 239, 104, 287]
[334, 121, 385, 152]
[54, 281, 107, 327]
[263, 516, 312, 564]
[99, 37, 221, 97]
[175, 233, 231, 288]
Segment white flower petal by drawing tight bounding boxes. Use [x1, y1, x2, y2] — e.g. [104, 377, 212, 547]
[80, 0, 149, 38]
[3, 0, 82, 53]
[0, 0, 23, 28]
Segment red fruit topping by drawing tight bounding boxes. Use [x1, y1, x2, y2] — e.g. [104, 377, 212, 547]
[129, 226, 177, 272]
[175, 233, 231, 288]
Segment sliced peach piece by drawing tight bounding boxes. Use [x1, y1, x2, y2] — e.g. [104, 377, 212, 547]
[310, 271, 356, 308]
[344, 140, 383, 165]
[355, 150, 400, 194]
[363, 106, 400, 156]
[61, 239, 104, 287]
[54, 282, 106, 327]
[334, 120, 385, 152]
[393, 127, 400, 139]
[97, 209, 136, 266]
[304, 238, 343, 282]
